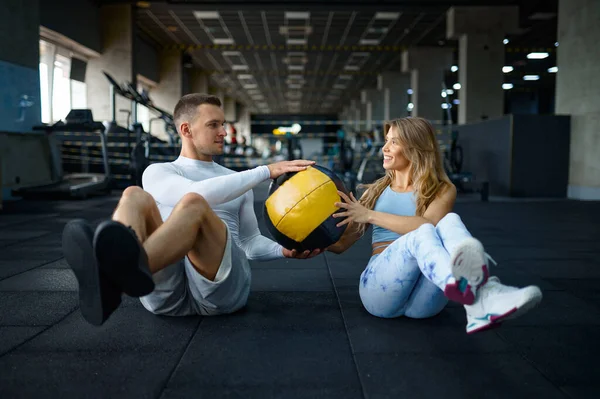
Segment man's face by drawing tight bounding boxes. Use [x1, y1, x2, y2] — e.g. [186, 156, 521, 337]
[187, 104, 227, 158]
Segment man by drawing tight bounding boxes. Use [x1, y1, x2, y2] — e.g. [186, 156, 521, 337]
[62, 94, 320, 326]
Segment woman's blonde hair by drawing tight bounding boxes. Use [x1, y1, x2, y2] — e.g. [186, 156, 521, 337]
[355, 117, 452, 235]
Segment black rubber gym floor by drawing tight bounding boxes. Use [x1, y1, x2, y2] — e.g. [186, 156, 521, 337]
[0, 183, 599, 398]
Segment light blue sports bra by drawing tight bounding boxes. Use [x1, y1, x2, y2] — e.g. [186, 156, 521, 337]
[371, 186, 417, 244]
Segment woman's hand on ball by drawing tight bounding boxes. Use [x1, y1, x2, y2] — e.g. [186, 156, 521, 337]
[267, 160, 315, 179]
[333, 190, 371, 227]
[282, 248, 322, 259]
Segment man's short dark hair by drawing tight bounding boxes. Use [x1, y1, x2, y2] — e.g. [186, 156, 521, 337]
[173, 93, 222, 130]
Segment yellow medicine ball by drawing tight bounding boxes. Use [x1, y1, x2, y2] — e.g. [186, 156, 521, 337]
[264, 165, 349, 251]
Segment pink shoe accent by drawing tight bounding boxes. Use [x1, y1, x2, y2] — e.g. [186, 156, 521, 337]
[444, 265, 490, 305]
[444, 282, 475, 305]
[467, 307, 518, 335]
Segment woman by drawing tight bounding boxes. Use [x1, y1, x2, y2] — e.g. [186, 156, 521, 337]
[328, 117, 542, 334]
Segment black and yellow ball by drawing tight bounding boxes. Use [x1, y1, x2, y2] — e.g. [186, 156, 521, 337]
[264, 165, 349, 252]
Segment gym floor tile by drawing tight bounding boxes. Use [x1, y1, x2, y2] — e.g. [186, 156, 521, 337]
[496, 326, 600, 386]
[250, 268, 333, 291]
[19, 307, 200, 353]
[0, 269, 77, 292]
[164, 294, 361, 394]
[0, 292, 77, 326]
[161, 385, 363, 399]
[353, 353, 568, 399]
[0, 259, 48, 279]
[250, 254, 327, 269]
[0, 326, 45, 356]
[0, 352, 179, 399]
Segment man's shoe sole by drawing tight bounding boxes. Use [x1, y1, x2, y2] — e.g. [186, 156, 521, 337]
[62, 219, 122, 326]
[93, 220, 155, 297]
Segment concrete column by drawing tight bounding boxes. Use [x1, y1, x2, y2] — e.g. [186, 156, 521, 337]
[86, 4, 134, 126]
[349, 99, 360, 131]
[447, 6, 519, 124]
[402, 47, 453, 123]
[556, 0, 600, 200]
[362, 88, 385, 128]
[151, 49, 183, 140]
[359, 92, 372, 131]
[378, 72, 411, 120]
[190, 69, 209, 93]
[209, 87, 225, 105]
[234, 104, 251, 143]
[223, 96, 236, 122]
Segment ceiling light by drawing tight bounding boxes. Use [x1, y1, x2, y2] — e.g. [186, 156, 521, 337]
[503, 38, 509, 44]
[407, 102, 414, 111]
[548, 66, 558, 73]
[451, 65, 458, 72]
[374, 12, 400, 20]
[502, 66, 514, 73]
[338, 75, 352, 80]
[523, 75, 540, 80]
[441, 103, 449, 109]
[287, 39, 307, 45]
[446, 89, 454, 95]
[288, 65, 305, 71]
[555, 42, 559, 47]
[502, 83, 514, 89]
[527, 52, 549, 59]
[441, 91, 447, 98]
[285, 12, 310, 19]
[453, 83, 461, 90]
[344, 65, 360, 71]
[194, 11, 220, 19]
[453, 99, 460, 104]
[407, 89, 413, 95]
[359, 39, 380, 45]
[214, 38, 234, 45]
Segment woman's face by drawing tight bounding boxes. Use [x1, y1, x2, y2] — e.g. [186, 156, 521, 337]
[382, 126, 410, 171]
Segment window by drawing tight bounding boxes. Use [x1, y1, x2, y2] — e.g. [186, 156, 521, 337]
[39, 39, 88, 124]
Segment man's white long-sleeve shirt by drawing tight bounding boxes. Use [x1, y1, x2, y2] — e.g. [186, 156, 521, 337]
[142, 156, 284, 261]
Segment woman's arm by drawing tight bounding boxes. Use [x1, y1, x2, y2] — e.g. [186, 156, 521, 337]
[367, 184, 457, 235]
[326, 223, 364, 254]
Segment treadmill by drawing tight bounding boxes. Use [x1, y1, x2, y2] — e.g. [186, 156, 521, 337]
[15, 109, 112, 199]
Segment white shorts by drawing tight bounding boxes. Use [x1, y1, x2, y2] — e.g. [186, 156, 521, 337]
[139, 225, 251, 316]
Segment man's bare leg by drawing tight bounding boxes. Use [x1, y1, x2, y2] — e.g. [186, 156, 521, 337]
[143, 193, 227, 281]
[112, 187, 227, 280]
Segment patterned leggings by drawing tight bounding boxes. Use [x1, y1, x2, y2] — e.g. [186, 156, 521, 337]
[359, 213, 473, 319]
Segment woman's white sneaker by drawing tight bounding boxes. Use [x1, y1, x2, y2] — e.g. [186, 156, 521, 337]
[464, 277, 543, 334]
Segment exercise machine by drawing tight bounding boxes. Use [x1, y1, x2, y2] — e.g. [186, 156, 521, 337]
[15, 109, 111, 198]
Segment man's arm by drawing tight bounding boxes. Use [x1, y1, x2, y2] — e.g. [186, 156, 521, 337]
[142, 163, 271, 208]
[367, 184, 457, 234]
[237, 190, 285, 261]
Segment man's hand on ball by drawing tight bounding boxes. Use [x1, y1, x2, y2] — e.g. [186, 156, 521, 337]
[282, 248, 322, 259]
[333, 190, 371, 227]
[267, 160, 315, 179]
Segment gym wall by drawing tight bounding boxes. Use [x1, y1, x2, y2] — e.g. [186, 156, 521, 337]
[137, 36, 160, 84]
[39, 0, 102, 54]
[456, 114, 571, 197]
[0, 0, 42, 134]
